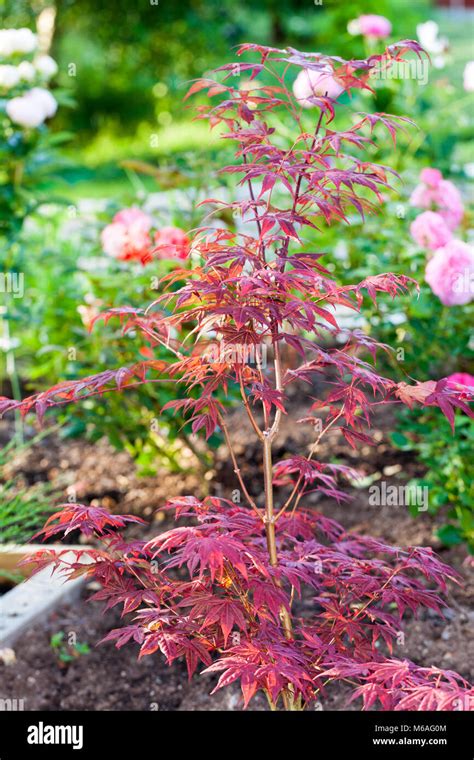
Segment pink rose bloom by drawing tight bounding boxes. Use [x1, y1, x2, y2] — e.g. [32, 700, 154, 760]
[437, 179, 464, 230]
[154, 226, 190, 260]
[410, 171, 464, 231]
[425, 239, 474, 306]
[446, 372, 474, 389]
[420, 167, 442, 188]
[101, 223, 125, 258]
[410, 211, 452, 250]
[358, 15, 392, 39]
[113, 207, 152, 230]
[410, 182, 438, 210]
[410, 168, 442, 208]
[293, 67, 344, 106]
[101, 207, 153, 263]
[101, 222, 151, 263]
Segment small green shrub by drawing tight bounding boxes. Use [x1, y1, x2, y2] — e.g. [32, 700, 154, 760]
[393, 410, 474, 551]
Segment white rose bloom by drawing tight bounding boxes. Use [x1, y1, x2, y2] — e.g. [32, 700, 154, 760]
[416, 21, 448, 55]
[18, 60, 36, 82]
[433, 56, 446, 70]
[6, 94, 45, 128]
[417, 21, 448, 69]
[347, 19, 361, 36]
[416, 21, 439, 51]
[463, 61, 474, 92]
[29, 86, 57, 118]
[0, 64, 20, 89]
[464, 163, 474, 179]
[6, 86, 57, 128]
[13, 28, 37, 54]
[35, 54, 58, 80]
[0, 27, 37, 56]
[0, 30, 16, 56]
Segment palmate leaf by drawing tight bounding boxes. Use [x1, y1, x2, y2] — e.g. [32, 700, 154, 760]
[179, 593, 248, 645]
[0, 361, 168, 423]
[395, 379, 474, 431]
[145, 527, 250, 582]
[100, 625, 145, 649]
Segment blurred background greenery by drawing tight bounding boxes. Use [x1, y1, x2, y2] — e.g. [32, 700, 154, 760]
[3, 0, 472, 202]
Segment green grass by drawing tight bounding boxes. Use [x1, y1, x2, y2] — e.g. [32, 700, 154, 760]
[0, 436, 55, 546]
[40, 120, 221, 204]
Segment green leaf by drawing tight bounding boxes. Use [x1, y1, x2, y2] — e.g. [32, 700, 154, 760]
[390, 432, 410, 449]
[437, 524, 462, 546]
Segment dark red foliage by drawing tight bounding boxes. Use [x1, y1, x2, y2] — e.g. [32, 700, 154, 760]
[7, 41, 474, 710]
[26, 499, 473, 710]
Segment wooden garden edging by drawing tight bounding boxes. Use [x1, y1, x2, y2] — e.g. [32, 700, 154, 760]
[0, 544, 91, 648]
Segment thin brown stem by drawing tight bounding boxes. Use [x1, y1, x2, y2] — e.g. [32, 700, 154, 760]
[242, 150, 266, 263]
[238, 372, 264, 441]
[279, 103, 327, 271]
[275, 407, 344, 521]
[261, 332, 294, 656]
[255, 337, 270, 430]
[269, 333, 283, 440]
[218, 412, 262, 519]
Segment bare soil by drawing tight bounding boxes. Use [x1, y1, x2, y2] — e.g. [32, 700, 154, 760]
[0, 402, 472, 711]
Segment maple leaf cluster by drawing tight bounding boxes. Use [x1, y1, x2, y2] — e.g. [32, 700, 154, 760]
[5, 40, 474, 709]
[26, 498, 474, 710]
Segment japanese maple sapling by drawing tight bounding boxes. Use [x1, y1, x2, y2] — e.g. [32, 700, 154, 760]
[4, 41, 474, 711]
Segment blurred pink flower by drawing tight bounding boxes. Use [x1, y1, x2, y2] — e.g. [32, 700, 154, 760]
[446, 372, 474, 389]
[437, 180, 464, 230]
[154, 226, 190, 260]
[420, 167, 442, 188]
[425, 239, 474, 306]
[410, 185, 434, 209]
[293, 68, 344, 106]
[410, 170, 464, 231]
[114, 207, 152, 230]
[410, 211, 452, 250]
[101, 207, 153, 263]
[358, 15, 392, 39]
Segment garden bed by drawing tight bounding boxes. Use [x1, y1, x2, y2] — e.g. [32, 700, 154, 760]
[0, 0, 472, 728]
[0, 404, 472, 711]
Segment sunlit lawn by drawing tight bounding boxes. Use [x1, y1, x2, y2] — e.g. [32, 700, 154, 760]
[39, 9, 474, 206]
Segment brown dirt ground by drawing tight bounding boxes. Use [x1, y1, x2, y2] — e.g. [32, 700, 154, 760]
[0, 400, 472, 711]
